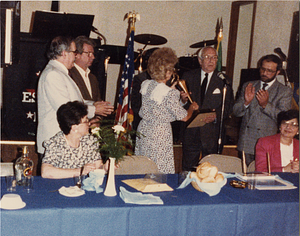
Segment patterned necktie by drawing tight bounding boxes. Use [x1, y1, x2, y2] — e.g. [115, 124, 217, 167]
[262, 83, 268, 91]
[201, 73, 208, 105]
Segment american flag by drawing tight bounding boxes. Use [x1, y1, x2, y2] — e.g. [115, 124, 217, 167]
[115, 29, 135, 129]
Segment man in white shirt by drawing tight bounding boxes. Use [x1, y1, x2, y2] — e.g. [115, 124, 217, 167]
[181, 47, 234, 171]
[68, 36, 114, 126]
[37, 36, 112, 174]
[37, 36, 80, 156]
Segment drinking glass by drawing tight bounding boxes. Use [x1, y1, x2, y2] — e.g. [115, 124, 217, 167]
[24, 176, 34, 193]
[6, 175, 16, 192]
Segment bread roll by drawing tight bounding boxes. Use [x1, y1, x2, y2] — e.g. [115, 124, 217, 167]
[208, 166, 218, 178]
[215, 173, 224, 183]
[196, 162, 212, 178]
[201, 177, 216, 183]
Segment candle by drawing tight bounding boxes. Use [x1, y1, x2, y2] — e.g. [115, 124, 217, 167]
[242, 151, 247, 175]
[267, 152, 271, 175]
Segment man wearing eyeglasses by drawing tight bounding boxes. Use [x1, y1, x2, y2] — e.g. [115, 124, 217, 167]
[37, 36, 93, 174]
[181, 46, 234, 171]
[69, 36, 114, 126]
[233, 54, 293, 165]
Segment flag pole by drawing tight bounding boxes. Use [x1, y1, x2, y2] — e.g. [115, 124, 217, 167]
[216, 18, 223, 72]
[115, 11, 140, 130]
[216, 17, 226, 154]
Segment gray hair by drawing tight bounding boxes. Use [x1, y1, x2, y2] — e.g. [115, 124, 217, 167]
[197, 46, 218, 59]
[74, 36, 96, 54]
[47, 36, 74, 60]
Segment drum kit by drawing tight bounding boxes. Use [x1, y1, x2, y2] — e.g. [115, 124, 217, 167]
[97, 33, 217, 73]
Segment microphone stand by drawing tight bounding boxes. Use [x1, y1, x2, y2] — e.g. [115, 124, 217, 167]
[217, 83, 227, 154]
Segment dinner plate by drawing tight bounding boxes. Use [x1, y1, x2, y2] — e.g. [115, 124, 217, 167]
[58, 186, 85, 197]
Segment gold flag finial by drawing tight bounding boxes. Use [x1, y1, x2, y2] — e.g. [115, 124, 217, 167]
[124, 11, 140, 31]
[217, 17, 223, 51]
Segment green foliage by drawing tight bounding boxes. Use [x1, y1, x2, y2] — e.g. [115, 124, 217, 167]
[92, 121, 140, 164]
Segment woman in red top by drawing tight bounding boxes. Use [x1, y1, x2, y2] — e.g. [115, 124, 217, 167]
[255, 109, 299, 173]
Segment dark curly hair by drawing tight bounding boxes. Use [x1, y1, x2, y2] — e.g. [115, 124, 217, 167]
[277, 109, 299, 130]
[57, 101, 88, 135]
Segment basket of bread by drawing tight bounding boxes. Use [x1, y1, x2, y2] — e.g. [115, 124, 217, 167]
[189, 162, 226, 195]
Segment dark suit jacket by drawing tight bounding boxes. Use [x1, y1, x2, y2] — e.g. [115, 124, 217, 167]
[182, 68, 234, 153]
[233, 79, 292, 155]
[255, 133, 299, 172]
[69, 66, 101, 102]
[131, 71, 151, 131]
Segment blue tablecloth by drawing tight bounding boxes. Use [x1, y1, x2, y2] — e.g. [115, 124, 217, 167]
[1, 173, 299, 236]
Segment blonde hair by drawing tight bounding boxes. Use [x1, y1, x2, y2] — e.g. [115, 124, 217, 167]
[147, 47, 178, 81]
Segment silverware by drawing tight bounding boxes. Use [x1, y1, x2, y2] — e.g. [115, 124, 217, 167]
[49, 189, 59, 192]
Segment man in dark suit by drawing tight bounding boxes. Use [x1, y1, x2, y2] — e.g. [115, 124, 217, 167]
[181, 46, 234, 171]
[233, 54, 292, 165]
[69, 36, 113, 124]
[131, 48, 158, 131]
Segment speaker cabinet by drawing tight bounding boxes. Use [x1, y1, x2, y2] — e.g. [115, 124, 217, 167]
[2, 34, 49, 140]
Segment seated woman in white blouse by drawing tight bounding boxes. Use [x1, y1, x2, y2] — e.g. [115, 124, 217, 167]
[255, 109, 299, 173]
[41, 101, 105, 179]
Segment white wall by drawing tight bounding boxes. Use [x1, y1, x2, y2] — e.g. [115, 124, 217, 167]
[251, 0, 299, 67]
[20, 1, 231, 104]
[16, 0, 299, 104]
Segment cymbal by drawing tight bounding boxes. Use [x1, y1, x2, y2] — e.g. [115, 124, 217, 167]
[190, 39, 217, 48]
[134, 34, 167, 45]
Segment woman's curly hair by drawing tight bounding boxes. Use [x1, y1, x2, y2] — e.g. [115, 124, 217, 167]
[147, 47, 178, 81]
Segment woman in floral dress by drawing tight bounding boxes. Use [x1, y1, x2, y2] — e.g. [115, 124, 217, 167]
[135, 47, 198, 173]
[41, 101, 105, 178]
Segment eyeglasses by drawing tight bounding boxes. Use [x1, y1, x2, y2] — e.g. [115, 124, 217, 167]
[80, 119, 90, 125]
[82, 51, 95, 57]
[68, 50, 78, 55]
[281, 121, 299, 128]
[260, 67, 277, 74]
[202, 55, 218, 61]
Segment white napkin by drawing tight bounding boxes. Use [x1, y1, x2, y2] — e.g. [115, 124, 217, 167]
[119, 186, 164, 205]
[177, 172, 233, 196]
[82, 169, 105, 193]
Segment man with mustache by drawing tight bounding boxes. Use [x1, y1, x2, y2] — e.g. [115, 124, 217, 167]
[233, 54, 293, 165]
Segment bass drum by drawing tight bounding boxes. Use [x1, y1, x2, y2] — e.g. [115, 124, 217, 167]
[176, 56, 200, 77]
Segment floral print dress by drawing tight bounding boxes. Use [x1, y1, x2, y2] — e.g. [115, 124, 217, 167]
[42, 131, 101, 168]
[135, 80, 187, 174]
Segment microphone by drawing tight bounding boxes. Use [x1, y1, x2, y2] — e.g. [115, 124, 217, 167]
[91, 26, 107, 45]
[217, 72, 230, 85]
[274, 47, 287, 61]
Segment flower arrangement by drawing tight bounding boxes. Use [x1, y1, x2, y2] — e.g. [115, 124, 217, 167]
[91, 122, 137, 164]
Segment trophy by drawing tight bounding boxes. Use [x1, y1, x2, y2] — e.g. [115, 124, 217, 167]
[170, 72, 193, 103]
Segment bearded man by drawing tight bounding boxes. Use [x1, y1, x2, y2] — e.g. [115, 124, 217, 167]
[233, 54, 293, 165]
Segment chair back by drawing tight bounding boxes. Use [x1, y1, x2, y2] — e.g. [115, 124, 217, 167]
[115, 156, 159, 175]
[247, 161, 256, 172]
[199, 154, 242, 173]
[0, 162, 14, 176]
